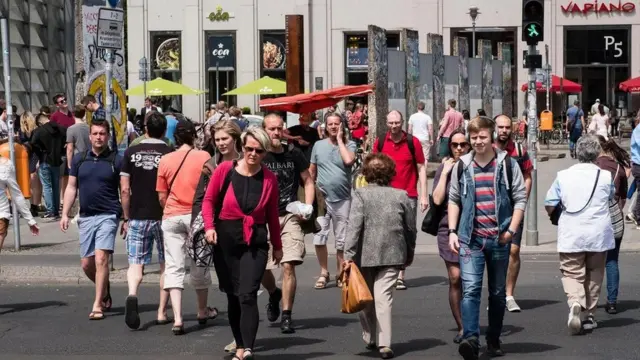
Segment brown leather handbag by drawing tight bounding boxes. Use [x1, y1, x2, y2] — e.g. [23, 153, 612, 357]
[340, 262, 373, 314]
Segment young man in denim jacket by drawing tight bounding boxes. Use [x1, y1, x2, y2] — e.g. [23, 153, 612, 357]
[447, 116, 528, 360]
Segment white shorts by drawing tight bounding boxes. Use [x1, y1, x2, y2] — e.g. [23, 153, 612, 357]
[312, 198, 351, 250]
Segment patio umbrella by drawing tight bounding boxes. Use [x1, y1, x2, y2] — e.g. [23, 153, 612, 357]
[619, 77, 640, 92]
[223, 76, 286, 96]
[259, 84, 374, 113]
[520, 75, 582, 93]
[126, 78, 203, 96]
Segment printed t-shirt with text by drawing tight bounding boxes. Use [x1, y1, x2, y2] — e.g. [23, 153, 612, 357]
[262, 147, 310, 216]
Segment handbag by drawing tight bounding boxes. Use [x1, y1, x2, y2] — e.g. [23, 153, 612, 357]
[609, 164, 624, 239]
[340, 262, 373, 314]
[421, 195, 443, 236]
[550, 169, 600, 226]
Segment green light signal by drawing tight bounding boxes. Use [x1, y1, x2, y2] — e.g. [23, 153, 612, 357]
[527, 24, 540, 37]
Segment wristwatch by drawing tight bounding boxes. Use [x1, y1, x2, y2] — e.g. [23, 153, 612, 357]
[448, 229, 457, 235]
[507, 228, 517, 237]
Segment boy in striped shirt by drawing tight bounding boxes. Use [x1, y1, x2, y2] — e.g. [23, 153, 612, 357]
[447, 116, 528, 360]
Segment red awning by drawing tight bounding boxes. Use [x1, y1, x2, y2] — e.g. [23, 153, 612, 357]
[520, 75, 582, 93]
[259, 84, 374, 114]
[619, 77, 640, 93]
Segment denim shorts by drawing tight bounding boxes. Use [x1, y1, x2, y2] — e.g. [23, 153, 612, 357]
[126, 219, 164, 265]
[78, 214, 118, 258]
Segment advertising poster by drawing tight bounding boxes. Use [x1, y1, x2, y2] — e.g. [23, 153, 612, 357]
[82, 0, 127, 154]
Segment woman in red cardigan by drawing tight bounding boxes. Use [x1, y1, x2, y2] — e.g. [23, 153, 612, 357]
[202, 126, 283, 360]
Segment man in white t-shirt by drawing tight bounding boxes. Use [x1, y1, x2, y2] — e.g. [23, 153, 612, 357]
[408, 101, 434, 164]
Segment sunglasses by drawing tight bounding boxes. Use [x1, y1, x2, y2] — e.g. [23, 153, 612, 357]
[244, 146, 265, 155]
[58, 99, 67, 104]
[451, 142, 469, 148]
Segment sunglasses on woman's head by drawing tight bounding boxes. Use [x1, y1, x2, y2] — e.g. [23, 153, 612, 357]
[451, 142, 469, 148]
[244, 146, 265, 154]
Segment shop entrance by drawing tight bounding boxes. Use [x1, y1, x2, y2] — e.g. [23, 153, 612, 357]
[565, 66, 629, 114]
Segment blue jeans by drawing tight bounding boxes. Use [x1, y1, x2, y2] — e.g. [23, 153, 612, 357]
[606, 237, 623, 303]
[459, 236, 510, 341]
[39, 162, 61, 216]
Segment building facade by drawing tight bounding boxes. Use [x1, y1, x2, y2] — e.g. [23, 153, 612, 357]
[127, 0, 640, 122]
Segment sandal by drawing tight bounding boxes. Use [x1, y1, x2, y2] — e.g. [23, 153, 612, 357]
[172, 324, 185, 335]
[336, 275, 343, 288]
[102, 282, 112, 311]
[244, 348, 254, 360]
[314, 272, 329, 289]
[197, 306, 219, 325]
[89, 311, 105, 320]
[395, 278, 407, 290]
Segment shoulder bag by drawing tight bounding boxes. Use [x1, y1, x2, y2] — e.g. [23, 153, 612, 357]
[167, 149, 192, 195]
[609, 164, 624, 239]
[550, 169, 600, 225]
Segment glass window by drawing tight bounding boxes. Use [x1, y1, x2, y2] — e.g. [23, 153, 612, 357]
[205, 32, 237, 107]
[259, 30, 286, 101]
[344, 33, 400, 78]
[565, 28, 629, 65]
[150, 31, 182, 112]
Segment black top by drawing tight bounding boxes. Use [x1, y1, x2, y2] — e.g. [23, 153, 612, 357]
[121, 140, 173, 220]
[230, 168, 263, 214]
[287, 125, 320, 159]
[30, 122, 67, 166]
[262, 147, 309, 215]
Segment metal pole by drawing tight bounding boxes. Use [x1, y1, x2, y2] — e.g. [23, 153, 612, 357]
[142, 0, 147, 100]
[545, 44, 550, 111]
[1, 18, 21, 251]
[526, 44, 539, 247]
[215, 61, 220, 102]
[472, 21, 476, 58]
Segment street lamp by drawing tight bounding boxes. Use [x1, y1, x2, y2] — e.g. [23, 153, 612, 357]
[468, 6, 480, 58]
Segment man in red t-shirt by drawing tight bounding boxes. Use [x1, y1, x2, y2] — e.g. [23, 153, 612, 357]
[50, 93, 75, 212]
[373, 110, 428, 290]
[494, 114, 533, 313]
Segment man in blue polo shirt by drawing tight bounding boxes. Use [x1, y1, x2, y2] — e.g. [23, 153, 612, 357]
[60, 118, 123, 321]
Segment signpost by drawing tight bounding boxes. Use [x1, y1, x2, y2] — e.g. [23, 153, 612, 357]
[97, 3, 123, 151]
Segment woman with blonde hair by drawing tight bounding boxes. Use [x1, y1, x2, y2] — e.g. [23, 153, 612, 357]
[19, 111, 42, 216]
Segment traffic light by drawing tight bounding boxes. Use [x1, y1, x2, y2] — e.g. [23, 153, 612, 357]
[522, 0, 544, 45]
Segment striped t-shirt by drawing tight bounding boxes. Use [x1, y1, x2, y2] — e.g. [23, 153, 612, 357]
[472, 158, 499, 238]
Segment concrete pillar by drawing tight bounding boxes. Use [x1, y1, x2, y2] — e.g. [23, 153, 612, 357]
[479, 39, 493, 117]
[401, 29, 419, 124]
[427, 33, 444, 159]
[452, 36, 469, 115]
[367, 25, 388, 142]
[498, 42, 514, 118]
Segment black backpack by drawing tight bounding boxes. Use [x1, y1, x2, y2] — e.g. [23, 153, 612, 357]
[376, 133, 418, 173]
[456, 155, 515, 206]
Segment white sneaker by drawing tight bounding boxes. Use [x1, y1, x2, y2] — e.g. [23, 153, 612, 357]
[506, 296, 521, 312]
[567, 303, 582, 335]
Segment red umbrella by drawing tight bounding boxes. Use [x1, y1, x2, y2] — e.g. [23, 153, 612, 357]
[520, 75, 582, 93]
[259, 84, 374, 113]
[619, 77, 640, 92]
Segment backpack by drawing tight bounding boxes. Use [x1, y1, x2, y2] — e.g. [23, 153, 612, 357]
[376, 133, 418, 173]
[76, 150, 118, 184]
[457, 155, 515, 206]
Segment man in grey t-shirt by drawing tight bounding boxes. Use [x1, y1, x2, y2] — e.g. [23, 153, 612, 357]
[309, 113, 356, 289]
[66, 122, 91, 169]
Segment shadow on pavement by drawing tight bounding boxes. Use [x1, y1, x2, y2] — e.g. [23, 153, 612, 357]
[283, 316, 358, 330]
[255, 336, 326, 351]
[0, 300, 66, 315]
[479, 324, 524, 337]
[4, 242, 72, 251]
[614, 300, 640, 314]
[108, 303, 164, 316]
[254, 352, 334, 360]
[500, 342, 561, 354]
[515, 299, 561, 310]
[392, 337, 448, 356]
[597, 317, 640, 329]
[405, 276, 448, 288]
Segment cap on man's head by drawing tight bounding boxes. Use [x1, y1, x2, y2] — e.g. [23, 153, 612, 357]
[175, 118, 195, 134]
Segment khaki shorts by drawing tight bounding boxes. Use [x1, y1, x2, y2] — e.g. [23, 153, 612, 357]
[266, 213, 306, 270]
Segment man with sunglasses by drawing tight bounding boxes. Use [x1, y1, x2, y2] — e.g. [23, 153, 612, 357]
[494, 114, 533, 314]
[51, 94, 75, 212]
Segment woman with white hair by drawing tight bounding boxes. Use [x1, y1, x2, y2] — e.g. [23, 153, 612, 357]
[544, 136, 615, 335]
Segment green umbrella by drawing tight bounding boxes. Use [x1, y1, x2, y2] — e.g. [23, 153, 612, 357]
[126, 78, 203, 96]
[223, 76, 286, 96]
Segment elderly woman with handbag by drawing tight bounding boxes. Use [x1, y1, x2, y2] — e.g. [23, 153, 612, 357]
[343, 153, 417, 359]
[545, 136, 615, 335]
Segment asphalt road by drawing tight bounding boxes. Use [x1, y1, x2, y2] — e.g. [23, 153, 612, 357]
[1, 254, 640, 360]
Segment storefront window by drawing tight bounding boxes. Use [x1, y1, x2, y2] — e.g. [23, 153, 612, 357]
[150, 31, 182, 112]
[259, 31, 286, 100]
[344, 33, 400, 86]
[205, 32, 237, 107]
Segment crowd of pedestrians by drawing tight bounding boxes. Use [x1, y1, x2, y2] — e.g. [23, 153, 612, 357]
[2, 94, 640, 360]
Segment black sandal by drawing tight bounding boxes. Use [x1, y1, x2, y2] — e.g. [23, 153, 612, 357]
[172, 325, 185, 335]
[197, 306, 218, 325]
[243, 348, 254, 360]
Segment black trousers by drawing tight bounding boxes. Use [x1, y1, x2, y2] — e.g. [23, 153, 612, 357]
[213, 221, 268, 350]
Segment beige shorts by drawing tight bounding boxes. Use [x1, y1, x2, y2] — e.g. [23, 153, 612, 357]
[266, 213, 306, 270]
